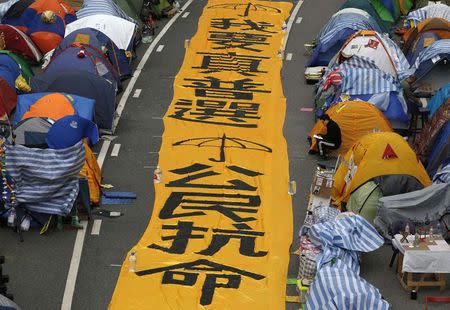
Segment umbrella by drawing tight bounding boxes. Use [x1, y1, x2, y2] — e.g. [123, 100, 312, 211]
[207, 2, 281, 16]
[173, 133, 272, 162]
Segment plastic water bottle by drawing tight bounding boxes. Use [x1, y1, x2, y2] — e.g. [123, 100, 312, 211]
[7, 208, 15, 227]
[288, 180, 297, 196]
[429, 225, 434, 241]
[153, 166, 162, 184]
[128, 252, 137, 272]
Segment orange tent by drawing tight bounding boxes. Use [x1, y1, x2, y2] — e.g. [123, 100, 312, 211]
[20, 93, 75, 121]
[403, 18, 450, 53]
[28, 0, 75, 21]
[308, 101, 393, 155]
[332, 132, 431, 206]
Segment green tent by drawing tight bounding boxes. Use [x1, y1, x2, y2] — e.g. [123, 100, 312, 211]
[0, 50, 33, 82]
[149, 0, 172, 18]
[340, 0, 393, 32]
[114, 0, 143, 28]
[346, 181, 383, 223]
[371, 0, 414, 22]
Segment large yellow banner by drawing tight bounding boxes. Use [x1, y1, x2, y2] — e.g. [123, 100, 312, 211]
[110, 1, 293, 308]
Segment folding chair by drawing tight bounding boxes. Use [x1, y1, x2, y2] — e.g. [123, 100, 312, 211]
[425, 296, 450, 309]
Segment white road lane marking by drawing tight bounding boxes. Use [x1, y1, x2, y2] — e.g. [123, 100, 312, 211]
[109, 264, 122, 267]
[286, 53, 293, 61]
[151, 116, 163, 120]
[111, 0, 195, 133]
[156, 45, 165, 52]
[182, 11, 190, 18]
[283, 0, 303, 51]
[62, 1, 196, 307]
[97, 140, 111, 169]
[132, 89, 142, 98]
[111, 144, 121, 157]
[296, 17, 303, 24]
[144, 166, 157, 169]
[91, 220, 102, 235]
[61, 221, 88, 310]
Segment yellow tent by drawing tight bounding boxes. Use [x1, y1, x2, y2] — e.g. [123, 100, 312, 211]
[332, 132, 431, 206]
[79, 141, 101, 205]
[309, 101, 393, 155]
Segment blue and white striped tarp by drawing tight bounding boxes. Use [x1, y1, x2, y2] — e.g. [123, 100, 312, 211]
[413, 39, 450, 69]
[306, 215, 388, 310]
[5, 141, 85, 216]
[316, 10, 381, 47]
[433, 162, 450, 183]
[339, 67, 400, 95]
[407, 3, 450, 24]
[76, 0, 137, 24]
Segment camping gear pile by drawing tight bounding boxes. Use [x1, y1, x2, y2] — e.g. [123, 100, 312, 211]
[302, 1, 450, 307]
[0, 0, 176, 236]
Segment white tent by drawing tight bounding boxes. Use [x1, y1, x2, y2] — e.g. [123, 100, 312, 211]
[64, 14, 136, 50]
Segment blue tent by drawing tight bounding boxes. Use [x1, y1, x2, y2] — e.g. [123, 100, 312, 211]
[0, 53, 21, 90]
[308, 9, 382, 67]
[57, 28, 132, 79]
[405, 32, 442, 64]
[427, 121, 450, 175]
[411, 39, 450, 92]
[45, 43, 120, 86]
[31, 70, 117, 130]
[427, 83, 450, 117]
[14, 92, 95, 125]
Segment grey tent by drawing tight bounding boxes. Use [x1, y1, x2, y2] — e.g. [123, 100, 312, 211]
[374, 183, 450, 239]
[347, 181, 383, 223]
[13, 117, 54, 147]
[0, 294, 21, 309]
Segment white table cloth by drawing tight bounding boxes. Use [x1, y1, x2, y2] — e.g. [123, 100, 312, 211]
[393, 234, 450, 273]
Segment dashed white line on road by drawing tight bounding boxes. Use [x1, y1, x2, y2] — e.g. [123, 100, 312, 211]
[182, 11, 190, 18]
[144, 165, 157, 169]
[151, 116, 163, 120]
[296, 17, 303, 24]
[61, 221, 88, 310]
[91, 220, 102, 235]
[109, 264, 122, 267]
[111, 144, 121, 157]
[152, 135, 162, 138]
[156, 45, 165, 52]
[132, 89, 142, 98]
[286, 53, 293, 61]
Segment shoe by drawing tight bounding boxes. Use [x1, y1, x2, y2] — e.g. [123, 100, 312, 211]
[308, 149, 318, 155]
[71, 216, 84, 229]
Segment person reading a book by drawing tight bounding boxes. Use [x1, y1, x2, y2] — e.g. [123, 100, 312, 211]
[316, 114, 341, 158]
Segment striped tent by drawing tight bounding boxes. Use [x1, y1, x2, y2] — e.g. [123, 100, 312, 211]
[306, 215, 389, 310]
[317, 9, 381, 44]
[407, 3, 450, 24]
[434, 161, 450, 183]
[413, 39, 450, 69]
[307, 8, 382, 67]
[76, 0, 137, 24]
[5, 141, 85, 216]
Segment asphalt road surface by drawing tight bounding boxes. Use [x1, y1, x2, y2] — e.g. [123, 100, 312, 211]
[1, 1, 450, 309]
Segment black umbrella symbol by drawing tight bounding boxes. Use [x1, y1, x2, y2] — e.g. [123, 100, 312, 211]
[207, 2, 281, 17]
[173, 134, 272, 162]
